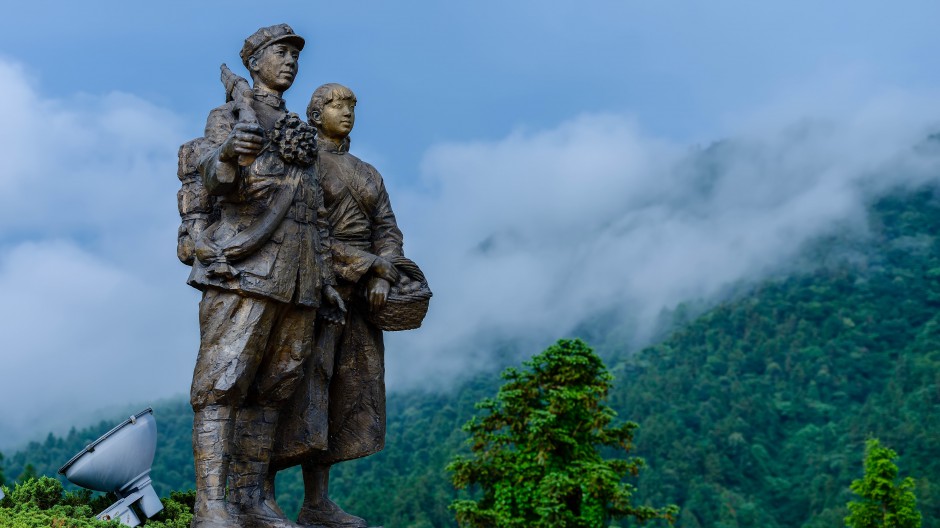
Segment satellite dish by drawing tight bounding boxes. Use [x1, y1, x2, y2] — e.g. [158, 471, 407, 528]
[58, 408, 163, 527]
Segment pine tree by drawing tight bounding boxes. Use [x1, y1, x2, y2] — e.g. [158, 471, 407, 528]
[448, 338, 677, 527]
[845, 439, 922, 528]
[16, 464, 36, 483]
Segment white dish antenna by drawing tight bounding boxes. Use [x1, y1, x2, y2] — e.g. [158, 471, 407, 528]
[58, 408, 163, 526]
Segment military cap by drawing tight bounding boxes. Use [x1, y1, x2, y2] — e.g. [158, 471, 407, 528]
[240, 24, 305, 68]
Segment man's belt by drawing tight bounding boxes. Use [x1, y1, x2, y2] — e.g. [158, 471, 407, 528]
[286, 202, 316, 224]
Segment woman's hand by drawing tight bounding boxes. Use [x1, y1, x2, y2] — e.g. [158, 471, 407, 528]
[371, 257, 400, 283]
[367, 277, 391, 312]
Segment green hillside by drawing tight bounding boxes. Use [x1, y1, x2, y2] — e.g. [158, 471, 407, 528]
[4, 186, 939, 527]
[618, 188, 940, 527]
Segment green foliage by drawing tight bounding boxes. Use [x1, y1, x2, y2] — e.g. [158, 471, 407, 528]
[618, 188, 940, 527]
[448, 339, 677, 527]
[143, 490, 196, 528]
[845, 439, 922, 528]
[15, 465, 35, 483]
[11, 476, 66, 510]
[0, 476, 118, 527]
[0, 477, 194, 528]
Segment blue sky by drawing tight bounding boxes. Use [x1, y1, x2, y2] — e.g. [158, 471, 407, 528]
[3, 1, 940, 448]
[5, 1, 940, 175]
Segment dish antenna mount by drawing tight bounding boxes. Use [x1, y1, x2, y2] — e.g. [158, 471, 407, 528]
[58, 408, 163, 526]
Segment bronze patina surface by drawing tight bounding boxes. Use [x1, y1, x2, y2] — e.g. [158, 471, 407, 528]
[181, 23, 341, 528]
[179, 25, 429, 528]
[269, 83, 414, 528]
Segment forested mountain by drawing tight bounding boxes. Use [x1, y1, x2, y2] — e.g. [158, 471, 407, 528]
[618, 188, 940, 527]
[4, 186, 939, 527]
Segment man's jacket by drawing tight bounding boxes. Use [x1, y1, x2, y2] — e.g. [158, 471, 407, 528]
[187, 99, 333, 308]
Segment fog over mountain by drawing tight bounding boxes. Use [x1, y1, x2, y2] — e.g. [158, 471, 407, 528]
[2, 57, 940, 450]
[386, 101, 940, 386]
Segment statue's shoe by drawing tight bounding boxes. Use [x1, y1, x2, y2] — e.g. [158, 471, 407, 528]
[297, 499, 368, 528]
[236, 499, 306, 528]
[191, 518, 241, 528]
[191, 501, 240, 528]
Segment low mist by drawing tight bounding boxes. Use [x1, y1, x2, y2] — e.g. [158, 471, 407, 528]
[386, 105, 940, 388]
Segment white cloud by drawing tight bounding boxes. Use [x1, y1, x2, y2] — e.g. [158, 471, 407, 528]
[0, 241, 197, 444]
[387, 93, 940, 387]
[0, 59, 197, 449]
[0, 62, 182, 238]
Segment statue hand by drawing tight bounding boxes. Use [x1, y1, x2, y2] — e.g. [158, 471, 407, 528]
[367, 277, 391, 313]
[371, 257, 400, 283]
[324, 285, 346, 313]
[320, 285, 346, 325]
[220, 122, 265, 162]
[194, 235, 220, 264]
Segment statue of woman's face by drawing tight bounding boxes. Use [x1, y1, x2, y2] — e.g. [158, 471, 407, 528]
[316, 97, 356, 141]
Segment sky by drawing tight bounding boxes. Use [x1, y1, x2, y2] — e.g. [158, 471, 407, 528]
[2, 1, 940, 449]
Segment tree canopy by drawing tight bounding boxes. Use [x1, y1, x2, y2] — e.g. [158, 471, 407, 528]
[448, 338, 677, 527]
[845, 439, 922, 528]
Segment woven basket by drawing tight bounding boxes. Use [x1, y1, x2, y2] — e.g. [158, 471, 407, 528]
[367, 256, 432, 331]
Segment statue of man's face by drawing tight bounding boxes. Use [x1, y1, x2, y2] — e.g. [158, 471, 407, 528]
[250, 43, 300, 93]
[316, 98, 356, 141]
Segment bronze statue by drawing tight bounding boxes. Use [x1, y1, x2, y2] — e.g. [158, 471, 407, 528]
[179, 24, 343, 528]
[180, 25, 431, 528]
[265, 83, 425, 528]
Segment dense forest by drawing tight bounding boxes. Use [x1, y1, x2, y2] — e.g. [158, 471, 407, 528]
[618, 188, 940, 527]
[3, 186, 939, 526]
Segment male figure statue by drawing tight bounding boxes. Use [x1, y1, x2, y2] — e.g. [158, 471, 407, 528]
[186, 24, 341, 528]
